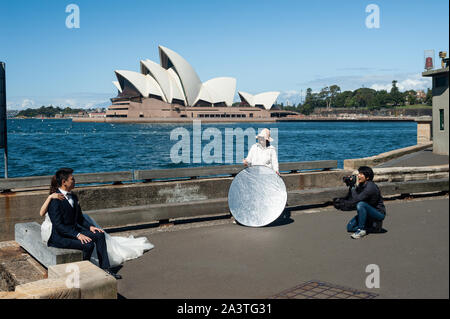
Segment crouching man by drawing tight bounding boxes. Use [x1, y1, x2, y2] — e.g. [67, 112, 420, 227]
[334, 166, 386, 239]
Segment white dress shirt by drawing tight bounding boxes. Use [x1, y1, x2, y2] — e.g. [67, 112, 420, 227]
[245, 143, 279, 173]
[58, 188, 74, 207]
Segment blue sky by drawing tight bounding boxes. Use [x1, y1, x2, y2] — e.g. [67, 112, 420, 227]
[1, 0, 448, 108]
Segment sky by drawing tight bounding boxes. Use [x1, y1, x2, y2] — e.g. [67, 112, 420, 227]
[0, 0, 448, 109]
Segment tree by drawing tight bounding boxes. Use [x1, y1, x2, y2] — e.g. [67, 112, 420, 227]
[404, 90, 417, 105]
[319, 86, 331, 109]
[334, 90, 353, 108]
[298, 103, 314, 115]
[353, 88, 376, 108]
[425, 88, 432, 106]
[345, 96, 358, 108]
[304, 88, 314, 104]
[318, 85, 340, 109]
[390, 80, 405, 106]
[373, 90, 391, 107]
[329, 85, 341, 108]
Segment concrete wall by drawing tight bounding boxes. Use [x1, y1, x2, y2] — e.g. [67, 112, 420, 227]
[432, 86, 449, 155]
[416, 117, 432, 144]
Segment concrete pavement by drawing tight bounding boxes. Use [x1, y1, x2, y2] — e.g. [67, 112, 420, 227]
[114, 195, 449, 299]
[376, 147, 449, 168]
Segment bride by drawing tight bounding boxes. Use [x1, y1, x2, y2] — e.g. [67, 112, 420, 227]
[40, 176, 154, 267]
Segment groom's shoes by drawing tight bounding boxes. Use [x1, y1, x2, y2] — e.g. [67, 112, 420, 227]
[105, 269, 122, 280]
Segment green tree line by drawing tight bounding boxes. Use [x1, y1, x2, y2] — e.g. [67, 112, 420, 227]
[278, 81, 432, 115]
[16, 106, 86, 118]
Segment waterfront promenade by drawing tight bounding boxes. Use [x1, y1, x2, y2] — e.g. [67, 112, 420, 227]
[113, 149, 449, 299]
[114, 195, 449, 299]
[0, 144, 447, 298]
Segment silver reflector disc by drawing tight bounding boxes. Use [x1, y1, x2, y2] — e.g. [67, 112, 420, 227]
[228, 165, 287, 227]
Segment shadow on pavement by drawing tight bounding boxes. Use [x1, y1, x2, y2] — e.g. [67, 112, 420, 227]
[266, 211, 294, 227]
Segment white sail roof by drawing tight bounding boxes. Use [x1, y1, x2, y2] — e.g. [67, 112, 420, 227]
[140, 59, 171, 102]
[112, 81, 122, 93]
[254, 92, 280, 110]
[194, 77, 236, 106]
[238, 91, 279, 110]
[115, 70, 166, 101]
[238, 91, 254, 106]
[167, 68, 187, 104]
[159, 45, 202, 106]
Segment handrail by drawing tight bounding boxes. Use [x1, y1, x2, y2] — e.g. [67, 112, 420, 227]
[0, 160, 337, 191]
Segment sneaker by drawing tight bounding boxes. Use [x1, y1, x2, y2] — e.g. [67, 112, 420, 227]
[351, 229, 367, 239]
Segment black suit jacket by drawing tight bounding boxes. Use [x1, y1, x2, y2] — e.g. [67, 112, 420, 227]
[47, 190, 93, 244]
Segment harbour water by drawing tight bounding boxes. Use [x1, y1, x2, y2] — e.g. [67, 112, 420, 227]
[0, 119, 417, 178]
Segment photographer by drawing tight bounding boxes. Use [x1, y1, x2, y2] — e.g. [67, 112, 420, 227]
[334, 166, 386, 239]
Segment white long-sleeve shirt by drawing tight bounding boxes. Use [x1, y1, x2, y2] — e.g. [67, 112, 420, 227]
[245, 143, 279, 173]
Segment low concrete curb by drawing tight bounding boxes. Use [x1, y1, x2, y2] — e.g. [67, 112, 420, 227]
[344, 142, 434, 170]
[0, 260, 117, 299]
[372, 165, 449, 183]
[13, 278, 81, 299]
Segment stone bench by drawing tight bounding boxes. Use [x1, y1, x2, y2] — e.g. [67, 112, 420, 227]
[15, 222, 82, 268]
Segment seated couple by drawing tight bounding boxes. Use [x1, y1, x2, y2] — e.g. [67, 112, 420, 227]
[334, 166, 387, 239]
[40, 168, 154, 279]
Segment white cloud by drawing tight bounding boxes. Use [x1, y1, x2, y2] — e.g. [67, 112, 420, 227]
[370, 73, 431, 91]
[7, 93, 111, 110]
[278, 90, 303, 105]
[20, 99, 35, 109]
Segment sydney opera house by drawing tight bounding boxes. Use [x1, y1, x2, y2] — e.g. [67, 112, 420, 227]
[106, 46, 291, 120]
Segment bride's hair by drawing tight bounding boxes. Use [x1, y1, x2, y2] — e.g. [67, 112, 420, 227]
[49, 175, 58, 194]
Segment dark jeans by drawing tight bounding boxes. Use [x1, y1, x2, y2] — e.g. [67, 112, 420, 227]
[347, 201, 385, 232]
[49, 229, 111, 269]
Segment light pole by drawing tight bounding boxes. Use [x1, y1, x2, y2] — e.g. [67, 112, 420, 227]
[0, 62, 8, 178]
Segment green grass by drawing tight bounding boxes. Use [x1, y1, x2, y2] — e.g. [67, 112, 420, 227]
[393, 104, 432, 109]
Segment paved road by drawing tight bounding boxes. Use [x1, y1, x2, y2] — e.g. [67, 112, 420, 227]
[115, 196, 449, 299]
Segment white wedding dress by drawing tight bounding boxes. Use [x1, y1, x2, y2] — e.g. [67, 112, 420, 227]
[41, 214, 154, 267]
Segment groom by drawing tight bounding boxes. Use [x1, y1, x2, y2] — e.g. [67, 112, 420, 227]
[47, 167, 121, 279]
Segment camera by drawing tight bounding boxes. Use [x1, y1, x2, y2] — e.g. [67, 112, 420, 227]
[343, 175, 357, 187]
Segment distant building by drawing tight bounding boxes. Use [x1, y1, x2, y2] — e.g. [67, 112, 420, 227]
[88, 112, 106, 118]
[422, 53, 449, 155]
[416, 90, 426, 100]
[64, 112, 87, 118]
